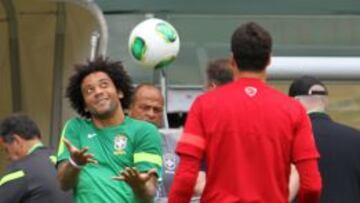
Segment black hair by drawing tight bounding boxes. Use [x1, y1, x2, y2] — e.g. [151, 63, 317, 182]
[231, 22, 272, 72]
[0, 114, 41, 143]
[66, 57, 133, 118]
[207, 58, 233, 86]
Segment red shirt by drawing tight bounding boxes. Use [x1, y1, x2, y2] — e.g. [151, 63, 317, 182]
[176, 78, 319, 203]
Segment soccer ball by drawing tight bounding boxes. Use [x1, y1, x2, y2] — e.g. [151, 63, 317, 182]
[128, 18, 180, 69]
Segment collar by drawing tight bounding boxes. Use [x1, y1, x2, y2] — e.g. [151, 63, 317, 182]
[308, 112, 332, 120]
[235, 77, 266, 86]
[27, 143, 44, 155]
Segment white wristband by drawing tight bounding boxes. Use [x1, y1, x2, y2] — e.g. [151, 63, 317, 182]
[68, 157, 83, 169]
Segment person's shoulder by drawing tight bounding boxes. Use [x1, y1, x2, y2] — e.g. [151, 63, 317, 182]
[5, 160, 24, 171]
[17, 148, 53, 169]
[64, 117, 92, 128]
[264, 84, 293, 100]
[324, 121, 360, 151]
[205, 81, 233, 96]
[65, 117, 88, 124]
[194, 85, 226, 104]
[159, 128, 182, 142]
[125, 116, 158, 131]
[5, 156, 36, 177]
[32, 146, 54, 157]
[330, 120, 360, 138]
[1, 161, 28, 185]
[268, 85, 302, 107]
[264, 86, 307, 120]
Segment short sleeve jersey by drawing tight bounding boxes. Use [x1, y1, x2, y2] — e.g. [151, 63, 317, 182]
[176, 78, 319, 203]
[57, 116, 162, 203]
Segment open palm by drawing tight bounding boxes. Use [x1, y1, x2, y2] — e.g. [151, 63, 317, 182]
[113, 167, 157, 188]
[63, 138, 97, 166]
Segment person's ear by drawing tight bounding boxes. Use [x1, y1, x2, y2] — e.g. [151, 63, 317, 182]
[265, 54, 271, 68]
[210, 82, 217, 89]
[12, 134, 23, 145]
[229, 55, 238, 72]
[229, 56, 241, 78]
[229, 54, 236, 67]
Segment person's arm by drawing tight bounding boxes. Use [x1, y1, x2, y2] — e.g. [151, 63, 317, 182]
[113, 167, 158, 202]
[295, 159, 322, 203]
[57, 138, 97, 191]
[288, 164, 299, 202]
[169, 97, 207, 202]
[57, 161, 81, 191]
[168, 154, 201, 203]
[0, 169, 27, 203]
[193, 171, 206, 196]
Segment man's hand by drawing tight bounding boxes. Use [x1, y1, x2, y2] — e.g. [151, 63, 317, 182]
[113, 167, 156, 187]
[63, 138, 97, 166]
[113, 167, 158, 202]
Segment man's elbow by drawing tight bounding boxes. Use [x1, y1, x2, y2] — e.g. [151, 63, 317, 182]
[60, 184, 73, 192]
[298, 177, 322, 203]
[301, 183, 322, 197]
[302, 170, 322, 194]
[57, 175, 72, 191]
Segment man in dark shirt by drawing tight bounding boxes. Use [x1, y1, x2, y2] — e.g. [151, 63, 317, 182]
[289, 75, 360, 203]
[0, 114, 71, 203]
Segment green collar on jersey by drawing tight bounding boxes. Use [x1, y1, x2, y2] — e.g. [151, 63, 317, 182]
[27, 142, 44, 155]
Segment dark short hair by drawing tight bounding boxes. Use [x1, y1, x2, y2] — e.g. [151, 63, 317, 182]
[0, 114, 41, 143]
[207, 58, 233, 86]
[231, 22, 272, 72]
[66, 57, 133, 118]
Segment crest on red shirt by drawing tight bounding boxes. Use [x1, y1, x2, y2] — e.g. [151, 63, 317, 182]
[244, 86, 257, 97]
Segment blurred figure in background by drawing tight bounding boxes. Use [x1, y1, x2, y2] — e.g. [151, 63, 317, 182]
[0, 114, 71, 203]
[128, 84, 164, 128]
[205, 58, 234, 90]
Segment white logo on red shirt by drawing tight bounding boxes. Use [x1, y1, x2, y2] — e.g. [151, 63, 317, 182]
[244, 86, 257, 97]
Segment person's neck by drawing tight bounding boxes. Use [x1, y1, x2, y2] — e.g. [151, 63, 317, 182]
[307, 107, 326, 114]
[92, 108, 125, 128]
[234, 70, 267, 81]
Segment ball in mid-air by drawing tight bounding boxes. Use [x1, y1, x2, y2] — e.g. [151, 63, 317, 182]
[128, 18, 180, 69]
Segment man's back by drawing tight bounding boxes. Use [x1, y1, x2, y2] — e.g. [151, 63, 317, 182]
[0, 147, 71, 203]
[169, 22, 321, 203]
[310, 113, 360, 203]
[182, 78, 318, 203]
